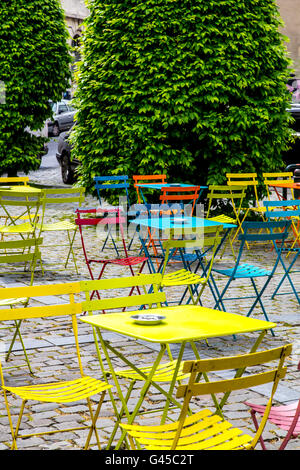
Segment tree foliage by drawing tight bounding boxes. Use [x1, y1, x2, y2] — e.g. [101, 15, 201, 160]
[73, 0, 294, 198]
[0, 0, 71, 175]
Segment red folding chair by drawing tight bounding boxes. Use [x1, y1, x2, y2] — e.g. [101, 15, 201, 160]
[75, 208, 149, 307]
[245, 360, 300, 450]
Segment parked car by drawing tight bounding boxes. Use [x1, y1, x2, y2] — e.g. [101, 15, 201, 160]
[56, 127, 79, 184]
[47, 100, 76, 137]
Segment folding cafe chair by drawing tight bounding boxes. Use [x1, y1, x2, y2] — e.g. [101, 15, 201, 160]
[0, 235, 43, 374]
[245, 360, 300, 450]
[159, 185, 202, 217]
[75, 208, 149, 303]
[35, 187, 85, 273]
[263, 172, 295, 202]
[0, 188, 41, 237]
[264, 199, 300, 304]
[226, 173, 266, 246]
[81, 273, 194, 449]
[133, 174, 167, 203]
[210, 220, 292, 333]
[94, 175, 131, 256]
[0, 281, 112, 450]
[120, 344, 293, 450]
[205, 184, 246, 258]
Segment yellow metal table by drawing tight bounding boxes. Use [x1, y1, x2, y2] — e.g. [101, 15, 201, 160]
[80, 304, 276, 449]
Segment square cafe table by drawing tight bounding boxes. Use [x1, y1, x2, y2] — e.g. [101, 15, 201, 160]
[80, 304, 276, 449]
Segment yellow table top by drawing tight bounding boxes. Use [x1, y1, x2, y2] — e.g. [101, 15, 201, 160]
[80, 305, 276, 344]
[0, 185, 41, 193]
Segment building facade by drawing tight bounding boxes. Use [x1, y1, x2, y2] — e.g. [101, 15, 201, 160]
[277, 0, 300, 76]
[60, 0, 89, 46]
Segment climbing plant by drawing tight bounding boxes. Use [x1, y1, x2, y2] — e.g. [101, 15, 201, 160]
[73, 0, 294, 199]
[0, 0, 71, 175]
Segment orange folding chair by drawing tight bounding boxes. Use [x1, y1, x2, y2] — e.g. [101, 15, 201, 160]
[133, 174, 167, 203]
[159, 186, 202, 216]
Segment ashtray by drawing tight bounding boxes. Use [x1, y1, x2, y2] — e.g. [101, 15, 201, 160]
[130, 314, 166, 325]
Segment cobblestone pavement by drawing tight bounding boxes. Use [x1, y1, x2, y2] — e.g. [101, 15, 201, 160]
[0, 158, 299, 451]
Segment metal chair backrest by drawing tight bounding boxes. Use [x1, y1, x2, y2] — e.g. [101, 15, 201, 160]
[94, 175, 130, 207]
[133, 174, 167, 203]
[263, 199, 300, 220]
[80, 273, 166, 313]
[0, 176, 29, 186]
[206, 184, 246, 221]
[172, 344, 293, 450]
[226, 173, 261, 207]
[0, 188, 42, 229]
[263, 172, 295, 200]
[160, 186, 201, 216]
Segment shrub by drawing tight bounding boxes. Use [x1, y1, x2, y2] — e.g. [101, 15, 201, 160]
[0, 0, 71, 175]
[73, 0, 294, 201]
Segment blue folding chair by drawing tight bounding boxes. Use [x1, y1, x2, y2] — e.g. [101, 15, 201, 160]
[94, 175, 131, 255]
[264, 199, 300, 305]
[210, 220, 292, 334]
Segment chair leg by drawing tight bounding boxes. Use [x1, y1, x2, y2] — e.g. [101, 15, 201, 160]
[84, 393, 106, 450]
[10, 399, 27, 450]
[250, 409, 267, 450]
[6, 320, 33, 374]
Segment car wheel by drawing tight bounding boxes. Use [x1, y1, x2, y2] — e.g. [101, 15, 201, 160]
[61, 152, 75, 184]
[52, 122, 60, 137]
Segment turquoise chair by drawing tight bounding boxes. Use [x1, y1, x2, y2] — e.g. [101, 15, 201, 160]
[210, 220, 292, 333]
[264, 199, 300, 305]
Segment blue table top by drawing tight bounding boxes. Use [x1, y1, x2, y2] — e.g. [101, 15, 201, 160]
[136, 183, 208, 189]
[131, 216, 235, 230]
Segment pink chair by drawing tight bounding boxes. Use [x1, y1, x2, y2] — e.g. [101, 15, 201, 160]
[245, 361, 300, 450]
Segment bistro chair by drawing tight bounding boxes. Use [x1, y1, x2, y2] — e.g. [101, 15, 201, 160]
[245, 360, 300, 450]
[159, 186, 201, 217]
[0, 188, 42, 237]
[210, 220, 292, 332]
[133, 174, 167, 203]
[75, 208, 149, 303]
[81, 273, 193, 448]
[35, 187, 85, 273]
[226, 173, 266, 245]
[0, 235, 43, 373]
[206, 184, 246, 258]
[120, 344, 293, 450]
[263, 172, 295, 201]
[0, 281, 112, 450]
[264, 199, 300, 305]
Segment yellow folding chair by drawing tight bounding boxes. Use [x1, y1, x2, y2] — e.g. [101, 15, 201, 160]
[0, 188, 42, 235]
[263, 172, 295, 201]
[0, 236, 43, 373]
[120, 343, 293, 450]
[226, 173, 267, 246]
[0, 176, 29, 187]
[206, 184, 246, 258]
[0, 281, 112, 450]
[36, 187, 85, 273]
[80, 273, 192, 448]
